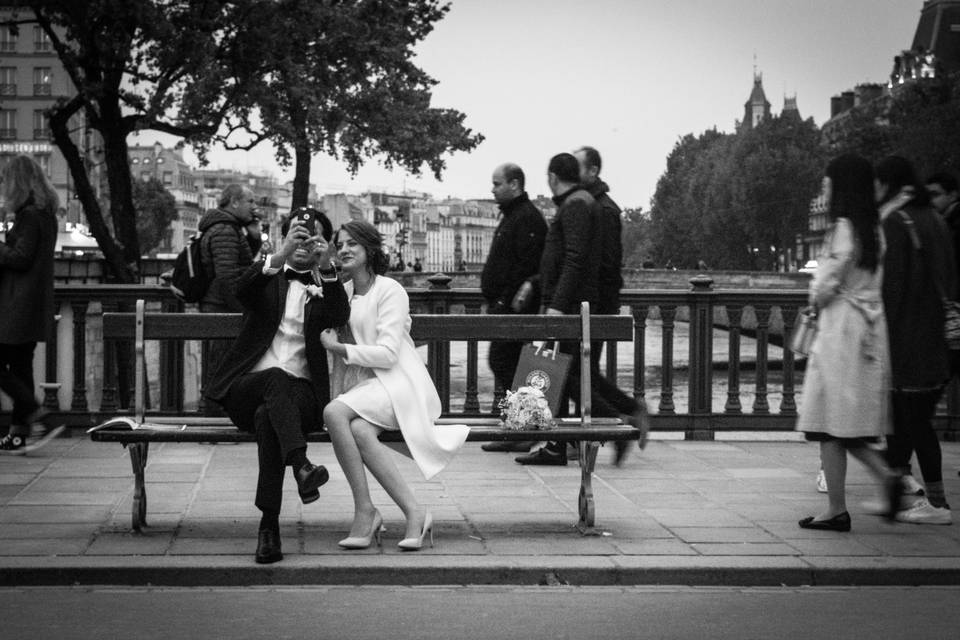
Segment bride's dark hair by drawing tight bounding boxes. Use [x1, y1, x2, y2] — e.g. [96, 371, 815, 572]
[336, 219, 390, 275]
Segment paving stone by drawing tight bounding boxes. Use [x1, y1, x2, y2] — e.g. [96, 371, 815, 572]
[10, 491, 119, 506]
[689, 542, 799, 556]
[1, 537, 91, 556]
[672, 527, 781, 543]
[85, 531, 172, 555]
[0, 505, 113, 524]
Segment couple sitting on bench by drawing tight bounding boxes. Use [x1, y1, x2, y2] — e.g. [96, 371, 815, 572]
[205, 209, 468, 564]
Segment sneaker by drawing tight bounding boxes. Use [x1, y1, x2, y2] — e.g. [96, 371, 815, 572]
[816, 469, 828, 493]
[0, 425, 65, 456]
[895, 498, 952, 525]
[0, 432, 26, 455]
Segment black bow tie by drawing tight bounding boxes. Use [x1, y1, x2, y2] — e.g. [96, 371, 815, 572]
[284, 269, 314, 286]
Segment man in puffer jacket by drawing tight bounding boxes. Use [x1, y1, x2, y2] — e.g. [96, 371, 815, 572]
[198, 183, 258, 412]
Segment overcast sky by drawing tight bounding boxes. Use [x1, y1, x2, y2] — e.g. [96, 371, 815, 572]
[136, 0, 925, 209]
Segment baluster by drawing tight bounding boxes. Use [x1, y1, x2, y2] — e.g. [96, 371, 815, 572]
[70, 300, 89, 411]
[463, 301, 481, 414]
[160, 297, 184, 412]
[41, 310, 60, 410]
[780, 305, 799, 416]
[752, 304, 771, 414]
[99, 300, 119, 413]
[632, 305, 648, 403]
[659, 304, 676, 414]
[725, 305, 743, 414]
[687, 276, 714, 415]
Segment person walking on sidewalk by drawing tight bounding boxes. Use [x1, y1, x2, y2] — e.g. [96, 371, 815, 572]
[516, 153, 648, 467]
[877, 156, 954, 525]
[198, 184, 258, 414]
[796, 154, 902, 532]
[574, 145, 649, 465]
[0, 156, 64, 454]
[480, 163, 547, 453]
[205, 208, 350, 564]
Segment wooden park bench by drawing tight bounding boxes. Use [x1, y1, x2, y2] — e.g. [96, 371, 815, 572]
[88, 299, 639, 535]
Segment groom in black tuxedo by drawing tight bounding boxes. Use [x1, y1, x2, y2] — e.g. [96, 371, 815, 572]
[205, 207, 349, 564]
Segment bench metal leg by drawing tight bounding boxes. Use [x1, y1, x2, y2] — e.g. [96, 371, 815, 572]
[127, 442, 149, 531]
[576, 441, 600, 535]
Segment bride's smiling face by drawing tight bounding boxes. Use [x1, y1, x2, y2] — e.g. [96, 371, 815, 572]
[336, 230, 368, 273]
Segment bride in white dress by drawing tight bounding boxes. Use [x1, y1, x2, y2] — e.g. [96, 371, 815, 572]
[320, 220, 468, 551]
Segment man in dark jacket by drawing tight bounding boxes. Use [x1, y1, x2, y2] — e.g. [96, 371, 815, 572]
[197, 184, 258, 412]
[206, 208, 350, 563]
[880, 157, 955, 524]
[480, 163, 548, 453]
[574, 146, 649, 465]
[516, 153, 649, 467]
[575, 146, 623, 315]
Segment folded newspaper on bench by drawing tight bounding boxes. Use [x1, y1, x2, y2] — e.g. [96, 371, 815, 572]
[88, 417, 192, 433]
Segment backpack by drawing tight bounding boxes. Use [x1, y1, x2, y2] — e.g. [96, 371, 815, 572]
[169, 231, 210, 303]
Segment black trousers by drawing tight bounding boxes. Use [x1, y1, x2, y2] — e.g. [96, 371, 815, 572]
[559, 339, 638, 419]
[887, 388, 944, 484]
[0, 342, 39, 434]
[221, 368, 319, 514]
[486, 305, 525, 393]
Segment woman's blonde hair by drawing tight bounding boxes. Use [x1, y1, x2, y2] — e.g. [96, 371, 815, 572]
[2, 155, 59, 213]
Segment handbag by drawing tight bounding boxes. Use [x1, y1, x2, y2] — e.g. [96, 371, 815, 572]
[510, 341, 573, 416]
[789, 306, 818, 356]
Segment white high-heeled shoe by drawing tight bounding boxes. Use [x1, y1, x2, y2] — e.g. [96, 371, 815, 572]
[397, 510, 433, 551]
[338, 511, 384, 550]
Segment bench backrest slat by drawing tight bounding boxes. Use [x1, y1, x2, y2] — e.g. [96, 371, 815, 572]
[102, 312, 633, 341]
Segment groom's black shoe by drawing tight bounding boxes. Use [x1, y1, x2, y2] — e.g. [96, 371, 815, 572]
[295, 463, 329, 504]
[255, 529, 283, 564]
[515, 442, 567, 466]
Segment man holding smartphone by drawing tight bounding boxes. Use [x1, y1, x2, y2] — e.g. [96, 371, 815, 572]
[205, 207, 350, 564]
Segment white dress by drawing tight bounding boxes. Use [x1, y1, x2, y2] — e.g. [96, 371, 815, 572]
[330, 275, 469, 479]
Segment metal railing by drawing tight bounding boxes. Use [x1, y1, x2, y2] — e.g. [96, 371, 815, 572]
[9, 275, 956, 439]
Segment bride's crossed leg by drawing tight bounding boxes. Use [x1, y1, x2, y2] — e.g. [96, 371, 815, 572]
[324, 400, 428, 542]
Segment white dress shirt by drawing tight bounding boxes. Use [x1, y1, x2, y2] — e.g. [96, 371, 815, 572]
[251, 261, 312, 380]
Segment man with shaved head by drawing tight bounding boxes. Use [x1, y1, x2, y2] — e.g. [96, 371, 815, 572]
[480, 163, 548, 452]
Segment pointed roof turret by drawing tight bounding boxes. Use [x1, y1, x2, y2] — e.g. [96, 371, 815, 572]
[741, 72, 771, 131]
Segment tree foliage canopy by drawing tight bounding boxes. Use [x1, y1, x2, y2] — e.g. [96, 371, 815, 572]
[5, 0, 480, 280]
[645, 116, 824, 270]
[131, 178, 178, 255]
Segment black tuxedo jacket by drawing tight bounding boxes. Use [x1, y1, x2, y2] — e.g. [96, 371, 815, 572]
[204, 260, 350, 407]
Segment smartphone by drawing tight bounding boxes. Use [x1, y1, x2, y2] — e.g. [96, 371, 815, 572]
[292, 209, 317, 236]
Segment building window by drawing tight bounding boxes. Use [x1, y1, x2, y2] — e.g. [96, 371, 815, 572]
[162, 171, 173, 185]
[0, 27, 17, 53]
[0, 110, 16, 140]
[33, 153, 50, 177]
[0, 67, 15, 96]
[140, 171, 151, 182]
[32, 110, 50, 140]
[33, 26, 51, 52]
[32, 67, 52, 96]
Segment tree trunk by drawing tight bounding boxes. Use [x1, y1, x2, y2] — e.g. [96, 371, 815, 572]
[291, 142, 312, 209]
[48, 102, 134, 282]
[100, 105, 140, 276]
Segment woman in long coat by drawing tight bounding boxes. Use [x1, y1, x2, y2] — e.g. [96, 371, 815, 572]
[321, 220, 468, 550]
[796, 154, 901, 531]
[0, 155, 61, 454]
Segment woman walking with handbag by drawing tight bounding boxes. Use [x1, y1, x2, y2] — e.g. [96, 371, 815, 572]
[876, 155, 955, 524]
[796, 154, 902, 532]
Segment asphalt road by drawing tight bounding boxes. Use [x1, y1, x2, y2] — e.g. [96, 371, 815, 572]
[3, 585, 959, 639]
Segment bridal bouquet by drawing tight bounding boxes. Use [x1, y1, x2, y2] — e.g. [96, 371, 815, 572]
[499, 386, 555, 430]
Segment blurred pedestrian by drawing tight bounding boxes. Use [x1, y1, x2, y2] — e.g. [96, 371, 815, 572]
[573, 146, 649, 464]
[0, 155, 64, 454]
[877, 156, 954, 524]
[796, 154, 901, 532]
[479, 162, 547, 453]
[197, 184, 258, 414]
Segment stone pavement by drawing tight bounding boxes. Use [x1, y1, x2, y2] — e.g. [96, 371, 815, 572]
[1, 433, 959, 586]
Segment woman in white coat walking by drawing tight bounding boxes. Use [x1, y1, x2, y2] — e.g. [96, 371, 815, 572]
[796, 154, 902, 532]
[321, 220, 468, 550]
